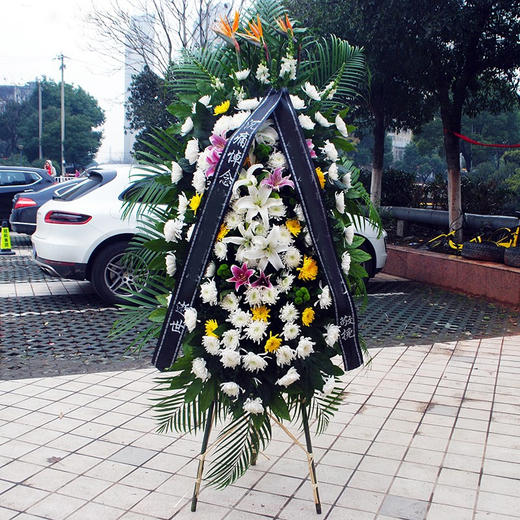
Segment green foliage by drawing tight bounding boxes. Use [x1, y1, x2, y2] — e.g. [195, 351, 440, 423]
[0, 79, 104, 169]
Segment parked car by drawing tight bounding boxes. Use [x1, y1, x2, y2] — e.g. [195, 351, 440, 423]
[10, 178, 83, 235]
[32, 163, 387, 304]
[0, 166, 54, 224]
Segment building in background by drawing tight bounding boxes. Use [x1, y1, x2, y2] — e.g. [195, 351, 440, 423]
[388, 129, 413, 162]
[0, 83, 35, 112]
[123, 14, 155, 163]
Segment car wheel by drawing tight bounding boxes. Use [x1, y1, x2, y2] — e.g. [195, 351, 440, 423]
[90, 241, 149, 304]
[504, 247, 520, 268]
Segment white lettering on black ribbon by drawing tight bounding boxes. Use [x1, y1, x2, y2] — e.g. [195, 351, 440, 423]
[152, 89, 362, 372]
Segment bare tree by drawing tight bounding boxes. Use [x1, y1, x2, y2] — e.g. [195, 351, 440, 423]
[88, 0, 247, 75]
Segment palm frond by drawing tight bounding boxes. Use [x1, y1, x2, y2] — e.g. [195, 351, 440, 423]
[309, 386, 345, 434]
[205, 413, 272, 488]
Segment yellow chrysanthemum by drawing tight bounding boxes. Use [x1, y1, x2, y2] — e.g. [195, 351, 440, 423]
[251, 305, 270, 322]
[302, 307, 315, 327]
[264, 332, 282, 353]
[205, 319, 219, 337]
[189, 193, 202, 215]
[214, 100, 230, 115]
[217, 224, 230, 241]
[315, 167, 326, 189]
[297, 255, 318, 281]
[286, 218, 301, 236]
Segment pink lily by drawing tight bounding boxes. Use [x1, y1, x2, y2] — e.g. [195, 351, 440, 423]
[260, 167, 295, 191]
[306, 139, 317, 158]
[210, 133, 227, 149]
[251, 271, 273, 288]
[227, 262, 255, 291]
[205, 148, 222, 177]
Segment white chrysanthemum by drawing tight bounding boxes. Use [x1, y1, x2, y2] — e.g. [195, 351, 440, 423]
[335, 192, 345, 214]
[185, 138, 199, 165]
[315, 111, 332, 127]
[280, 302, 299, 323]
[214, 241, 228, 261]
[221, 382, 241, 398]
[277, 272, 295, 293]
[220, 348, 241, 368]
[261, 286, 279, 305]
[317, 285, 332, 309]
[268, 151, 286, 170]
[238, 98, 260, 110]
[325, 323, 340, 346]
[256, 63, 270, 84]
[178, 192, 189, 216]
[245, 320, 268, 343]
[276, 345, 295, 366]
[344, 225, 355, 245]
[200, 279, 218, 305]
[321, 140, 338, 162]
[282, 322, 300, 340]
[225, 211, 242, 229]
[284, 247, 301, 268]
[343, 171, 352, 189]
[245, 286, 263, 307]
[242, 352, 268, 372]
[181, 117, 193, 135]
[268, 202, 286, 219]
[294, 204, 304, 221]
[278, 226, 293, 246]
[229, 310, 252, 329]
[322, 376, 335, 395]
[202, 335, 220, 355]
[220, 292, 240, 312]
[298, 114, 315, 130]
[302, 82, 321, 101]
[205, 261, 216, 278]
[328, 163, 339, 181]
[279, 56, 297, 80]
[192, 168, 206, 194]
[165, 253, 176, 276]
[183, 307, 197, 332]
[171, 161, 183, 184]
[191, 358, 210, 382]
[296, 337, 315, 359]
[341, 251, 351, 275]
[335, 114, 349, 138]
[222, 329, 240, 350]
[243, 397, 264, 414]
[276, 367, 300, 387]
[164, 219, 185, 243]
[233, 68, 250, 81]
[231, 111, 250, 129]
[289, 95, 306, 110]
[198, 94, 211, 107]
[253, 221, 268, 236]
[213, 115, 233, 136]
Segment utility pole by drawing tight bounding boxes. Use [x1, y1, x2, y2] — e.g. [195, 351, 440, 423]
[58, 53, 66, 177]
[38, 79, 42, 160]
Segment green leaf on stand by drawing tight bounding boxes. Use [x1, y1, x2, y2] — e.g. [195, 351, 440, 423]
[185, 378, 204, 403]
[149, 307, 167, 323]
[269, 394, 291, 420]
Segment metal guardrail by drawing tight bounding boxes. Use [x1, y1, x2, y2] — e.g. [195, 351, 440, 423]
[382, 206, 520, 230]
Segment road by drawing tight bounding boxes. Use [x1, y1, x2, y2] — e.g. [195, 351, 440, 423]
[1, 234, 518, 380]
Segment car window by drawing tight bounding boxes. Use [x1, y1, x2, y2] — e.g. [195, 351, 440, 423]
[54, 170, 117, 201]
[26, 172, 41, 183]
[0, 170, 34, 186]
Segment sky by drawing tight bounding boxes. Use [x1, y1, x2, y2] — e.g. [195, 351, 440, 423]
[0, 0, 135, 162]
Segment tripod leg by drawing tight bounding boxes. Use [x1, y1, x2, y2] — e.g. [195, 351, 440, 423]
[301, 403, 322, 514]
[191, 401, 215, 512]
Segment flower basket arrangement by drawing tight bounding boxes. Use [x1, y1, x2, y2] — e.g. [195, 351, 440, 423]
[117, 0, 381, 512]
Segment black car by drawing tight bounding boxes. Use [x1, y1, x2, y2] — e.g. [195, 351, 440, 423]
[10, 178, 83, 234]
[0, 166, 54, 225]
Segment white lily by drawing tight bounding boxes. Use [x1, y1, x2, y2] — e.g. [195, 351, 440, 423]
[232, 163, 262, 198]
[243, 225, 290, 271]
[234, 184, 283, 227]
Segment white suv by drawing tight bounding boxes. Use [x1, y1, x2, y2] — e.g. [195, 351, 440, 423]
[32, 163, 387, 304]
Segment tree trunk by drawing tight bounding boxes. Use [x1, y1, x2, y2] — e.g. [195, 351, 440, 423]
[370, 111, 385, 207]
[440, 102, 463, 243]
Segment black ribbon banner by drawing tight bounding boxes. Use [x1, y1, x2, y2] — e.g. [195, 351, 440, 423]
[153, 89, 362, 372]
